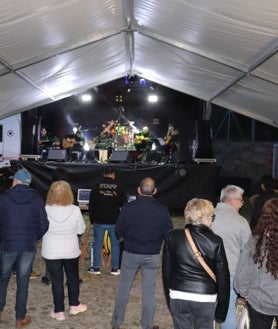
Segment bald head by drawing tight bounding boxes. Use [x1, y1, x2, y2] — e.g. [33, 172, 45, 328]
[138, 177, 157, 196]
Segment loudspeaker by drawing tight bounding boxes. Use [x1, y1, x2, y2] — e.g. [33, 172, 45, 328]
[47, 149, 67, 161]
[194, 120, 214, 158]
[109, 151, 132, 163]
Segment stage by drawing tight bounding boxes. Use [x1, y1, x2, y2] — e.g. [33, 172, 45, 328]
[17, 160, 221, 211]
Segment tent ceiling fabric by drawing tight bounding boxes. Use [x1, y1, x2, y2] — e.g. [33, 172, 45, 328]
[0, 0, 278, 127]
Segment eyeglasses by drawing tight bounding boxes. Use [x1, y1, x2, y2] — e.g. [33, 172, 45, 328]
[233, 198, 244, 204]
[211, 214, 216, 222]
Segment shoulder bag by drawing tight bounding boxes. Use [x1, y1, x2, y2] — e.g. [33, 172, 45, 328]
[185, 228, 216, 282]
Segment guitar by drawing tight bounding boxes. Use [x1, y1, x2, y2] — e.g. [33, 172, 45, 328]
[134, 134, 152, 144]
[39, 137, 60, 148]
[62, 138, 76, 149]
[164, 135, 172, 144]
[100, 120, 116, 139]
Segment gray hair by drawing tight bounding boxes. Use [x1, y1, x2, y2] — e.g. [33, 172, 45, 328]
[220, 185, 244, 202]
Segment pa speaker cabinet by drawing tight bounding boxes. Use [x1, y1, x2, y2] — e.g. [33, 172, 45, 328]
[109, 150, 132, 163]
[47, 149, 67, 161]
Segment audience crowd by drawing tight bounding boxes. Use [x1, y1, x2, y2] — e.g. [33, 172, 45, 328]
[0, 167, 277, 329]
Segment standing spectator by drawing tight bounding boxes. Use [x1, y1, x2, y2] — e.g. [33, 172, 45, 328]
[234, 198, 278, 329]
[249, 175, 278, 230]
[212, 185, 251, 329]
[111, 177, 173, 329]
[0, 169, 49, 328]
[41, 167, 70, 286]
[162, 198, 230, 329]
[42, 180, 87, 321]
[88, 166, 127, 275]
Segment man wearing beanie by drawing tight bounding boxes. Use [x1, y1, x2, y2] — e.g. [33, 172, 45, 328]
[0, 169, 49, 328]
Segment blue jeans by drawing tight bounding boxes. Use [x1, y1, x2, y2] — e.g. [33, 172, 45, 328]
[112, 251, 160, 329]
[93, 223, 120, 269]
[0, 250, 35, 320]
[170, 298, 216, 329]
[221, 277, 237, 329]
[46, 257, 80, 313]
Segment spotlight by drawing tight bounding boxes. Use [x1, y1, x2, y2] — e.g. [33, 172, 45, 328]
[139, 78, 146, 86]
[115, 93, 123, 103]
[80, 93, 92, 102]
[148, 94, 158, 103]
[128, 75, 137, 84]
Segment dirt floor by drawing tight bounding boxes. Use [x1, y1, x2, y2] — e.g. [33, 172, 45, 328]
[1, 215, 274, 329]
[0, 216, 184, 329]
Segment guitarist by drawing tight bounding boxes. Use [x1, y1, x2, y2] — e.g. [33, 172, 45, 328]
[163, 123, 180, 162]
[63, 130, 85, 161]
[134, 126, 154, 162]
[38, 127, 60, 160]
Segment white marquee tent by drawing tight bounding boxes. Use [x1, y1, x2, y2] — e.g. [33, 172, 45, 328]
[0, 0, 278, 127]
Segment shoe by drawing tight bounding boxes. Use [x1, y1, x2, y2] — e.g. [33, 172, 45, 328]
[153, 326, 159, 329]
[69, 303, 87, 315]
[30, 271, 41, 279]
[50, 309, 65, 321]
[15, 315, 31, 327]
[41, 276, 51, 285]
[87, 267, 101, 274]
[110, 268, 120, 276]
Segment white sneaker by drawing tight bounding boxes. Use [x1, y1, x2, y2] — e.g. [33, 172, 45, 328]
[110, 268, 121, 276]
[87, 267, 101, 274]
[50, 309, 65, 321]
[69, 303, 87, 315]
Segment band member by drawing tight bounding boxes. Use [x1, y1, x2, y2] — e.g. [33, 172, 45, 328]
[63, 130, 85, 161]
[38, 127, 57, 160]
[38, 127, 51, 159]
[164, 123, 180, 154]
[99, 120, 116, 140]
[134, 126, 154, 161]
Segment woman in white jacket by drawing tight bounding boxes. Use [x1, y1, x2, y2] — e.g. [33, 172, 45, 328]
[42, 180, 87, 321]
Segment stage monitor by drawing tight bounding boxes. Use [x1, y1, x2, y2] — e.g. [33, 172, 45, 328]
[77, 189, 91, 205]
[109, 150, 132, 163]
[47, 149, 67, 161]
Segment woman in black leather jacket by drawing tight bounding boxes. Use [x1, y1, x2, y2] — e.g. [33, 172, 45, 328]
[162, 198, 230, 329]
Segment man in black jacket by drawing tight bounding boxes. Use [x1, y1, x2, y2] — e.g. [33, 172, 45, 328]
[111, 177, 173, 329]
[88, 166, 127, 275]
[0, 169, 49, 327]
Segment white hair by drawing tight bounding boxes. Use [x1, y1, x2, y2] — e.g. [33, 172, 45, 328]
[220, 185, 244, 202]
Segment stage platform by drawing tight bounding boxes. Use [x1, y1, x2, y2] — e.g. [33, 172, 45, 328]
[17, 160, 221, 211]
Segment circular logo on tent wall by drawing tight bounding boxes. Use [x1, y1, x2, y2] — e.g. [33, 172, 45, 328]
[7, 130, 14, 137]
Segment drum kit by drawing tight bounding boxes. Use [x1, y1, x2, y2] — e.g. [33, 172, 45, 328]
[87, 120, 137, 152]
[112, 122, 137, 151]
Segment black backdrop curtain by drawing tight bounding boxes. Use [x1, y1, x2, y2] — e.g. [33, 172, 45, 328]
[18, 161, 221, 211]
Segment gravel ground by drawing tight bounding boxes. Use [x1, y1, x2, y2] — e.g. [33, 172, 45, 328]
[2, 215, 270, 329]
[0, 216, 184, 329]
